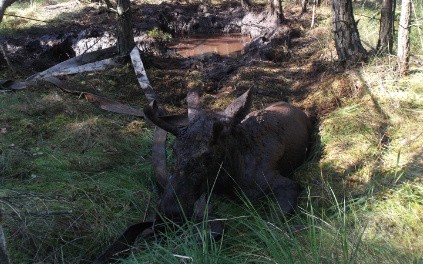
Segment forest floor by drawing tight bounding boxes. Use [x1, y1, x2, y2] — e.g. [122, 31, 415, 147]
[1, 0, 422, 263]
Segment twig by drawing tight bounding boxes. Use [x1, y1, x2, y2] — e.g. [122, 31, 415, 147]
[142, 194, 151, 221]
[356, 11, 380, 21]
[3, 13, 46, 22]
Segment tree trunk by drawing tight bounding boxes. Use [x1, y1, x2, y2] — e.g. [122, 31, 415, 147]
[332, 0, 367, 64]
[301, 0, 308, 13]
[311, 0, 317, 28]
[268, 0, 284, 23]
[397, 0, 412, 75]
[377, 0, 394, 53]
[116, 0, 135, 56]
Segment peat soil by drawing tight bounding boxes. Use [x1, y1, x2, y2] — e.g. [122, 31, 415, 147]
[1, 0, 350, 121]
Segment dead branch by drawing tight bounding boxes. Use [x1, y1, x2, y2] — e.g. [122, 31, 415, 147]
[3, 12, 46, 22]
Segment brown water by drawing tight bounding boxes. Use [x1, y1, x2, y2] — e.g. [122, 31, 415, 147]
[170, 34, 252, 57]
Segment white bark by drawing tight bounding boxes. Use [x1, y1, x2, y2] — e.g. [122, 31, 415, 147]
[397, 0, 412, 75]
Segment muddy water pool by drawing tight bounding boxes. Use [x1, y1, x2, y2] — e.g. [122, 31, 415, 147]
[170, 34, 252, 57]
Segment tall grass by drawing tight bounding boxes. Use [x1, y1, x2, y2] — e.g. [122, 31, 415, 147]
[125, 183, 420, 264]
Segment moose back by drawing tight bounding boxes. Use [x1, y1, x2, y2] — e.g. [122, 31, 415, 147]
[144, 89, 311, 221]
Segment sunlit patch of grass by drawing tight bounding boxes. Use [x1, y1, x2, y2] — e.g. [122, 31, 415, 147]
[360, 64, 423, 183]
[359, 181, 423, 258]
[0, 0, 93, 36]
[320, 101, 381, 175]
[316, 60, 423, 257]
[354, 3, 380, 51]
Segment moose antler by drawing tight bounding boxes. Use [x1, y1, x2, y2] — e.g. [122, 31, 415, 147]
[144, 100, 181, 136]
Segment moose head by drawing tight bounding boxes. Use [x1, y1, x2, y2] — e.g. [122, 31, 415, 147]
[144, 89, 310, 222]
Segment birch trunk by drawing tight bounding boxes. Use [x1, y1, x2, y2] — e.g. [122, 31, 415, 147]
[397, 0, 412, 75]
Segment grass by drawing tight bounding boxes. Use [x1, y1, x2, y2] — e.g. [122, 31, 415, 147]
[0, 83, 158, 262]
[120, 186, 421, 264]
[0, 0, 79, 36]
[1, 0, 423, 263]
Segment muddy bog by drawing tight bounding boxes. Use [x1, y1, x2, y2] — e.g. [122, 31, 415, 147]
[170, 34, 252, 57]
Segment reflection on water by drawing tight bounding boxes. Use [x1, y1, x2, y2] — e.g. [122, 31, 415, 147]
[170, 34, 251, 57]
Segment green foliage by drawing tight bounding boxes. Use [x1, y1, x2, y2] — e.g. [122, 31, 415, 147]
[147, 27, 172, 45]
[353, 0, 423, 55]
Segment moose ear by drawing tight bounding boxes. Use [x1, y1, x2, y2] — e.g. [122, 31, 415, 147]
[223, 89, 252, 124]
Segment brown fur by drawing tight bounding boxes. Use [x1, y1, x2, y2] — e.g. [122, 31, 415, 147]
[144, 90, 311, 221]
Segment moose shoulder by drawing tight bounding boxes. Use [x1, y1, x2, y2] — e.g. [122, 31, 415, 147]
[144, 89, 311, 221]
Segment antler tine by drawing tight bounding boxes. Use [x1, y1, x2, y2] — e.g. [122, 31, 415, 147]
[144, 100, 180, 136]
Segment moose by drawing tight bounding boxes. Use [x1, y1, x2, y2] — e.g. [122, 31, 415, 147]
[93, 89, 311, 263]
[144, 88, 311, 221]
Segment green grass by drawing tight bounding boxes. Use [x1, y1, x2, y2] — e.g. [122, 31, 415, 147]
[119, 186, 421, 264]
[0, 85, 158, 262]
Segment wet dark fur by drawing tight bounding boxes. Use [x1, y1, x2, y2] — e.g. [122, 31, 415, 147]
[145, 90, 311, 221]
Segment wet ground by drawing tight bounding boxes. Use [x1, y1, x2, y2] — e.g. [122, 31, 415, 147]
[169, 34, 252, 57]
